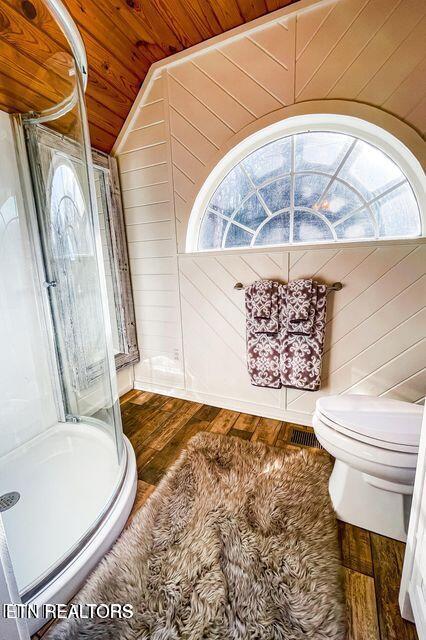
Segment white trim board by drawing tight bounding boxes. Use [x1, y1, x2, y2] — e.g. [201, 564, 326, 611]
[112, 0, 328, 155]
[181, 236, 426, 260]
[133, 379, 313, 427]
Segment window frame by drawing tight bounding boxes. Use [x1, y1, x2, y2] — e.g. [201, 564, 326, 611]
[91, 148, 140, 371]
[187, 113, 425, 253]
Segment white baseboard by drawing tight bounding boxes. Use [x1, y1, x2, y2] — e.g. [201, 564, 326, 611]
[133, 379, 313, 427]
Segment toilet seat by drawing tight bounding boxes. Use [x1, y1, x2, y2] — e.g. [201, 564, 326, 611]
[316, 394, 422, 451]
[315, 410, 419, 454]
[313, 414, 418, 472]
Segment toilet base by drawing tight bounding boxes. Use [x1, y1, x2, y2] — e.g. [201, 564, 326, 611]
[329, 460, 411, 542]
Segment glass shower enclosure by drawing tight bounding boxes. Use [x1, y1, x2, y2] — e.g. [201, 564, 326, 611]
[25, 113, 123, 459]
[0, 1, 136, 636]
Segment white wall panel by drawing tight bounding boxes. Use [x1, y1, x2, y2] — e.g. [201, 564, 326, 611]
[194, 48, 282, 117]
[115, 70, 184, 391]
[132, 101, 165, 130]
[169, 108, 217, 164]
[287, 245, 426, 415]
[0, 113, 57, 457]
[127, 238, 176, 259]
[130, 257, 177, 275]
[125, 221, 174, 243]
[116, 0, 426, 419]
[171, 137, 205, 183]
[122, 185, 170, 209]
[179, 252, 285, 413]
[120, 163, 168, 191]
[295, 0, 426, 135]
[118, 143, 168, 173]
[133, 290, 179, 308]
[117, 367, 134, 396]
[168, 76, 234, 146]
[250, 18, 296, 79]
[124, 202, 171, 226]
[170, 61, 253, 132]
[221, 33, 293, 106]
[134, 305, 180, 323]
[119, 122, 167, 154]
[381, 370, 426, 404]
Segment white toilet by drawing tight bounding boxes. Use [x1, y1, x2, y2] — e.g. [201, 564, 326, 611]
[313, 394, 423, 542]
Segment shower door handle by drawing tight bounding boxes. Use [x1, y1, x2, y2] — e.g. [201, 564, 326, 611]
[43, 280, 57, 289]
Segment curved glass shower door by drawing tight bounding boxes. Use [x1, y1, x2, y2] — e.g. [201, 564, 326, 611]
[0, 0, 131, 608]
[25, 116, 123, 460]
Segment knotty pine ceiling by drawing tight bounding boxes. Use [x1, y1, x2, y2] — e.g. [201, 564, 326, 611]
[0, 0, 297, 152]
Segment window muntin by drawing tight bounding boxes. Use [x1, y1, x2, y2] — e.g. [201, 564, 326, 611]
[197, 131, 422, 250]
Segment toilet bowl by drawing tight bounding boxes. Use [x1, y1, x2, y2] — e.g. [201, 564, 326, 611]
[313, 395, 423, 542]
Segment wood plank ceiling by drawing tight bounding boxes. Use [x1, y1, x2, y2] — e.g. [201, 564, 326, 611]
[0, 0, 297, 152]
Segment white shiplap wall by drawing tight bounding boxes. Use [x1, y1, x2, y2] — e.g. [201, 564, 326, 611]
[115, 0, 426, 422]
[117, 73, 185, 392]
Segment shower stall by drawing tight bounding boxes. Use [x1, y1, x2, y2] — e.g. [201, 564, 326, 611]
[0, 1, 136, 636]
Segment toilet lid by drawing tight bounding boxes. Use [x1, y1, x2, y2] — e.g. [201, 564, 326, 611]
[316, 395, 423, 448]
[315, 411, 418, 453]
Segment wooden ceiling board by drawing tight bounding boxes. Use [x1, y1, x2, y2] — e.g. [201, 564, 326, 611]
[0, 0, 298, 152]
[4, 0, 69, 51]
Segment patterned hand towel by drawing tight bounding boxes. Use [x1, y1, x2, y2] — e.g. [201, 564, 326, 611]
[286, 279, 313, 321]
[245, 280, 281, 388]
[280, 283, 327, 391]
[251, 279, 274, 318]
[287, 284, 318, 335]
[246, 280, 280, 334]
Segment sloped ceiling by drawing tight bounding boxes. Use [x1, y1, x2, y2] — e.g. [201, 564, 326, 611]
[0, 0, 298, 152]
[64, 0, 298, 151]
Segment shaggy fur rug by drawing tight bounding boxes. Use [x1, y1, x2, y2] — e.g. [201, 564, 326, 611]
[47, 432, 346, 639]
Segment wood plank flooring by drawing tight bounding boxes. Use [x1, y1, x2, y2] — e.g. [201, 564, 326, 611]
[121, 390, 419, 640]
[35, 389, 418, 639]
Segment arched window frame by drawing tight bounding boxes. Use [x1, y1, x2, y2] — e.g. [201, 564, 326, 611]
[186, 112, 425, 253]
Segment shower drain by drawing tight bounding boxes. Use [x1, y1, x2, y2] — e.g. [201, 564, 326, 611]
[0, 492, 20, 512]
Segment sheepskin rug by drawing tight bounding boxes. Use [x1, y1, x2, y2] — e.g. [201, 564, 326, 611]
[47, 432, 346, 640]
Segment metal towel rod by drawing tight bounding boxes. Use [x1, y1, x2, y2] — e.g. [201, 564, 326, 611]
[233, 281, 343, 293]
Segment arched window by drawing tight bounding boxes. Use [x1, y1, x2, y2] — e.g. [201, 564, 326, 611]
[50, 162, 92, 259]
[193, 126, 423, 251]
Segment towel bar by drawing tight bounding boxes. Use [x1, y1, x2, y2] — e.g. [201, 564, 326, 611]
[233, 281, 343, 293]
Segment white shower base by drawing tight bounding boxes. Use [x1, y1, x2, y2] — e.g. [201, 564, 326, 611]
[0, 421, 136, 634]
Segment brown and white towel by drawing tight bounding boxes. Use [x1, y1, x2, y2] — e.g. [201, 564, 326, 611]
[245, 280, 281, 388]
[286, 279, 313, 321]
[287, 282, 317, 335]
[245, 278, 328, 391]
[251, 279, 274, 319]
[280, 281, 327, 391]
[250, 279, 280, 334]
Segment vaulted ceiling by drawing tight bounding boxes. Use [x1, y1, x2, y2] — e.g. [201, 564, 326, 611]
[64, 0, 299, 151]
[0, 0, 297, 152]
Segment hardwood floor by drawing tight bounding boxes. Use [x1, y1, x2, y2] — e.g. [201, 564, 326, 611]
[122, 390, 419, 640]
[35, 389, 418, 639]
